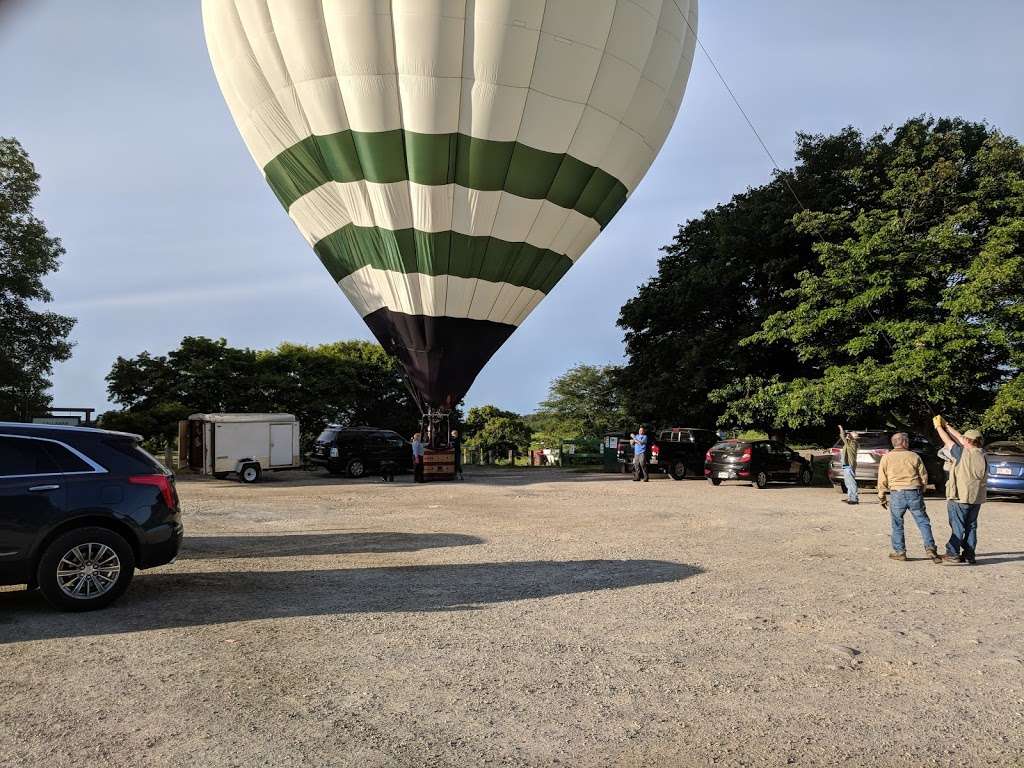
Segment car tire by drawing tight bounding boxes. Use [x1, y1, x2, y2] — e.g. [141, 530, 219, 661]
[239, 463, 261, 483]
[708, 477, 722, 486]
[754, 471, 770, 489]
[670, 461, 687, 481]
[799, 468, 813, 486]
[36, 527, 136, 612]
[347, 458, 366, 478]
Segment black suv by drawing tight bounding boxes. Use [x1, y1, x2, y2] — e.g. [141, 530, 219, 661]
[310, 426, 411, 478]
[705, 439, 813, 489]
[0, 423, 183, 611]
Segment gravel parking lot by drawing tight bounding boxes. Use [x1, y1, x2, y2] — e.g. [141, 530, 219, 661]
[2, 468, 1023, 767]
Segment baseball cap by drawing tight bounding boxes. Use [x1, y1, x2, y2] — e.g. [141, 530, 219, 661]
[963, 429, 983, 441]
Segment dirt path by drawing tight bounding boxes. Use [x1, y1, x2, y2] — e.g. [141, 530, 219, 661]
[2, 469, 1023, 767]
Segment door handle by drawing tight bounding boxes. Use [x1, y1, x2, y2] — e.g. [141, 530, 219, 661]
[29, 484, 60, 492]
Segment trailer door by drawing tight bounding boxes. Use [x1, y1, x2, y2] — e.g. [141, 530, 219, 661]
[270, 423, 293, 467]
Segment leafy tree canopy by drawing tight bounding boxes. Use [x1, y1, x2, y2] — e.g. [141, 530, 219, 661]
[102, 337, 419, 446]
[716, 117, 1024, 439]
[462, 405, 532, 457]
[0, 137, 75, 420]
[532, 363, 628, 443]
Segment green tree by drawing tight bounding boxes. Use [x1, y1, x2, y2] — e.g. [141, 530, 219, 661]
[0, 138, 75, 419]
[534, 363, 628, 442]
[465, 411, 533, 459]
[617, 128, 869, 431]
[103, 337, 419, 447]
[717, 117, 1024, 438]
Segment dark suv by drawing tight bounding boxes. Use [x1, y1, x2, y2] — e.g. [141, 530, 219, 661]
[827, 430, 945, 494]
[310, 426, 411, 478]
[0, 423, 183, 611]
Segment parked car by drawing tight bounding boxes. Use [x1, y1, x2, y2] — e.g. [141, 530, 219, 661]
[826, 430, 945, 494]
[310, 426, 411, 478]
[649, 428, 719, 480]
[0, 423, 183, 611]
[614, 428, 718, 479]
[985, 441, 1024, 498]
[705, 439, 813, 488]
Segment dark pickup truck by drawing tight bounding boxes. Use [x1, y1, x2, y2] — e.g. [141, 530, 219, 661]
[617, 428, 719, 480]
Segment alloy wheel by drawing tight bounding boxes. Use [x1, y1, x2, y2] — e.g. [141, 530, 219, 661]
[56, 543, 121, 600]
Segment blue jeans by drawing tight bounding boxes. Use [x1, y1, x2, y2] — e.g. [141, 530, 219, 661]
[946, 502, 980, 560]
[842, 465, 859, 502]
[889, 489, 936, 553]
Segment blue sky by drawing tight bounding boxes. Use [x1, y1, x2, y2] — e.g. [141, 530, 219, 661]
[4, 1, 1023, 415]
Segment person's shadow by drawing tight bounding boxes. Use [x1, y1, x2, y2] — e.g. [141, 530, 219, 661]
[969, 551, 1024, 566]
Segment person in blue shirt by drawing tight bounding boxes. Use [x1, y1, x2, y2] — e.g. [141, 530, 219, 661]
[630, 427, 649, 482]
[411, 432, 425, 483]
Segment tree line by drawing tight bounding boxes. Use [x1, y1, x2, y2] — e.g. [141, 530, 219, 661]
[3, 117, 1021, 446]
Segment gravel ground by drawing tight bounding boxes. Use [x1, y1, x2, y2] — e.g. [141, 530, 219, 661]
[2, 468, 1023, 767]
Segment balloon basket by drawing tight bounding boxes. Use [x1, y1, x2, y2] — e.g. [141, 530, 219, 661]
[422, 448, 456, 481]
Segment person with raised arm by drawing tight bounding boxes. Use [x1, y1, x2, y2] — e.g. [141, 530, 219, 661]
[933, 416, 987, 565]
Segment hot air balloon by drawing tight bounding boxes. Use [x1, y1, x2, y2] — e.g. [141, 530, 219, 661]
[203, 0, 698, 417]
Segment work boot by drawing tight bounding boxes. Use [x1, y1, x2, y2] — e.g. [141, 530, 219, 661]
[940, 554, 962, 565]
[888, 551, 908, 561]
[925, 547, 943, 564]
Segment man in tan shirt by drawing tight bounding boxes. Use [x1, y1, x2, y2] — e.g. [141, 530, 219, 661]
[934, 417, 987, 565]
[877, 432, 941, 563]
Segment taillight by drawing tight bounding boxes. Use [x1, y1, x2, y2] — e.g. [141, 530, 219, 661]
[705, 450, 712, 463]
[870, 448, 889, 457]
[651, 444, 660, 456]
[130, 474, 176, 508]
[830, 448, 841, 457]
[740, 447, 752, 463]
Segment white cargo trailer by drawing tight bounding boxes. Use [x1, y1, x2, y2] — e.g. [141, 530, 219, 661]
[178, 413, 301, 482]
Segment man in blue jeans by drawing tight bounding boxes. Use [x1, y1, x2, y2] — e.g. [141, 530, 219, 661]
[630, 427, 649, 482]
[934, 417, 987, 565]
[876, 432, 942, 563]
[838, 424, 859, 504]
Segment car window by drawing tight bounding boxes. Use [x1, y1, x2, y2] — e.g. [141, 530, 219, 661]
[43, 442, 94, 473]
[385, 437, 405, 448]
[0, 436, 61, 477]
[366, 435, 385, 448]
[987, 442, 1024, 456]
[316, 429, 339, 443]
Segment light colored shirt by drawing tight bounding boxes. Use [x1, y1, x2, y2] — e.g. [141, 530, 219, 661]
[412, 440, 424, 458]
[632, 434, 647, 455]
[946, 444, 987, 504]
[877, 448, 928, 497]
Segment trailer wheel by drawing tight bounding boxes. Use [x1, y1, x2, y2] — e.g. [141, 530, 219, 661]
[239, 463, 261, 483]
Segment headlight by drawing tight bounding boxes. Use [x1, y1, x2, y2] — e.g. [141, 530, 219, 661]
[330, 447, 339, 458]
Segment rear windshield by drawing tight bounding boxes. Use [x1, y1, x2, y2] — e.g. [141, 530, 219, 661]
[100, 438, 168, 474]
[711, 441, 747, 454]
[834, 432, 890, 448]
[316, 428, 340, 443]
[987, 442, 1024, 456]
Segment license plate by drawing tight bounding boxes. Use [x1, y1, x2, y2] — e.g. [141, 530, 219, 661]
[996, 467, 1013, 476]
[718, 472, 730, 479]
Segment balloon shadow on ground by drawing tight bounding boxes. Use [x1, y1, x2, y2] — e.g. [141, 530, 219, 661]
[178, 532, 485, 560]
[0, 559, 701, 643]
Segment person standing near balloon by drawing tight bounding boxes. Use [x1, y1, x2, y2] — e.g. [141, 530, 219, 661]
[450, 429, 463, 481]
[630, 427, 649, 482]
[411, 433, 425, 484]
[933, 416, 987, 565]
[837, 425, 859, 504]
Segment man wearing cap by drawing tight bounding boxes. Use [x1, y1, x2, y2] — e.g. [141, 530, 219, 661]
[934, 417, 987, 565]
[877, 432, 943, 563]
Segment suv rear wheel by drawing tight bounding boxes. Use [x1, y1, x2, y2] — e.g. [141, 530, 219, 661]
[347, 458, 366, 478]
[754, 471, 770, 489]
[799, 467, 813, 486]
[37, 527, 136, 612]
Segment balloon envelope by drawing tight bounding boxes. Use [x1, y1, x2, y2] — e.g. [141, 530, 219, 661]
[203, 0, 698, 411]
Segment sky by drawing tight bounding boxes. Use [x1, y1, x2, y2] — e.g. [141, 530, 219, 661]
[3, 1, 1023, 416]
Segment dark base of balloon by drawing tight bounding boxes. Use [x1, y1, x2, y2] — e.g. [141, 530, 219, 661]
[363, 308, 516, 411]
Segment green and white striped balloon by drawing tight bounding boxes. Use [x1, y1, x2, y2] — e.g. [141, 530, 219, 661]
[203, 0, 698, 411]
